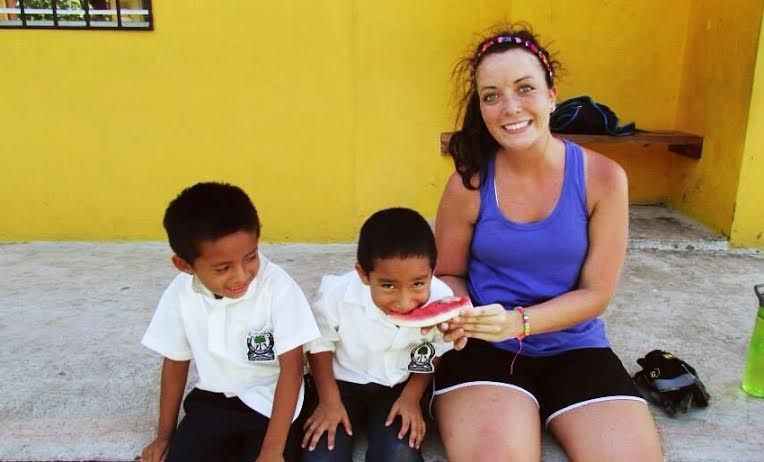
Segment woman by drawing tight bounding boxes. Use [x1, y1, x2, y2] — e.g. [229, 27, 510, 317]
[433, 25, 663, 461]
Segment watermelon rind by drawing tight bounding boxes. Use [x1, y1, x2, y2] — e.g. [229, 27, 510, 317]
[385, 296, 471, 328]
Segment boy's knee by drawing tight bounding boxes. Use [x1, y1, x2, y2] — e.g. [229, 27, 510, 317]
[302, 447, 354, 462]
[389, 446, 423, 462]
[301, 435, 354, 462]
[366, 439, 422, 462]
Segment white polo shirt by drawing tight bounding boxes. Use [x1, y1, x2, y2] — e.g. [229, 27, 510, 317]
[141, 253, 320, 421]
[307, 271, 454, 387]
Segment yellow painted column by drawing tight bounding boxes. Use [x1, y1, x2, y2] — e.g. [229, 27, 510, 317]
[731, 13, 764, 248]
[671, 0, 764, 236]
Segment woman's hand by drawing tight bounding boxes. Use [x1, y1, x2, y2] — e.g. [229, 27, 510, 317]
[446, 304, 521, 342]
[301, 400, 352, 452]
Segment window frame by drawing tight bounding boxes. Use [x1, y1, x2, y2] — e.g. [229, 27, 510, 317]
[0, 0, 153, 30]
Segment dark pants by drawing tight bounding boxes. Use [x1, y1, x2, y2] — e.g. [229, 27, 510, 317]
[166, 388, 301, 462]
[301, 380, 423, 462]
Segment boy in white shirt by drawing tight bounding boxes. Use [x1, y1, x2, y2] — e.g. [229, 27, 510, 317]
[302, 208, 454, 462]
[140, 182, 320, 462]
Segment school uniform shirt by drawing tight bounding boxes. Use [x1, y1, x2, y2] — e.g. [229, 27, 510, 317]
[141, 253, 320, 421]
[307, 271, 454, 387]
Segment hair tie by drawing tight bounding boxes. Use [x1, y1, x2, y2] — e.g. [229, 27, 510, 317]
[471, 35, 554, 82]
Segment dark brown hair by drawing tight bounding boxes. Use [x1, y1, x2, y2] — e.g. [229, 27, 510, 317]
[163, 182, 260, 264]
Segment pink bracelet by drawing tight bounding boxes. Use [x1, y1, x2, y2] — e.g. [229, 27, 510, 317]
[516, 306, 530, 340]
[509, 306, 530, 375]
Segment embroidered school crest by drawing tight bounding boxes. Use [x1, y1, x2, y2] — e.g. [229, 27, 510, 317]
[246, 331, 275, 361]
[408, 341, 435, 373]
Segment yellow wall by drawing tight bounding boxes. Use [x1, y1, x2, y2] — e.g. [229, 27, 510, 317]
[349, 0, 512, 226]
[512, 0, 690, 204]
[731, 13, 764, 247]
[0, 1, 761, 243]
[671, 0, 763, 236]
[2, 2, 359, 241]
[1, 1, 514, 241]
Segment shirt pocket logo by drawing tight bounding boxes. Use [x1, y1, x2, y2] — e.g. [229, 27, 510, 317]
[246, 330, 275, 361]
[408, 341, 435, 373]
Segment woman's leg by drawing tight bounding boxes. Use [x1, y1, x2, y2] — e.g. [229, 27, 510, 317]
[540, 348, 663, 462]
[549, 399, 662, 462]
[435, 385, 541, 462]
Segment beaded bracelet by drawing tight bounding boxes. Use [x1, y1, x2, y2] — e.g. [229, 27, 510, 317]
[516, 306, 530, 340]
[509, 306, 531, 375]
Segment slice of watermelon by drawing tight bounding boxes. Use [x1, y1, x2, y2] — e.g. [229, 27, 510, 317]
[386, 295, 472, 328]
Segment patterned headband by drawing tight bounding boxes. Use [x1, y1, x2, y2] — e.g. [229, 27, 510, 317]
[471, 35, 554, 82]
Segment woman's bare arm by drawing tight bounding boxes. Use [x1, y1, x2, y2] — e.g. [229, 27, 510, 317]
[454, 150, 629, 341]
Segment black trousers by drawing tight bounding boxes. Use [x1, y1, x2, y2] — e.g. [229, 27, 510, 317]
[301, 379, 424, 462]
[166, 388, 301, 462]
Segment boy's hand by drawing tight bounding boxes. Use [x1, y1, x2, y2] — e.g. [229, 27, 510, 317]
[302, 400, 353, 452]
[385, 393, 426, 450]
[140, 436, 170, 462]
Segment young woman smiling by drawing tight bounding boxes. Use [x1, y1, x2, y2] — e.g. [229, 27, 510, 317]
[432, 25, 663, 462]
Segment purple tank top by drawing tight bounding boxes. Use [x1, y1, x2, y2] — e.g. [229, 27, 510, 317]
[468, 141, 609, 356]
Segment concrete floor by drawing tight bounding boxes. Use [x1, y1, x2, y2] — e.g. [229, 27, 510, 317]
[1, 206, 763, 461]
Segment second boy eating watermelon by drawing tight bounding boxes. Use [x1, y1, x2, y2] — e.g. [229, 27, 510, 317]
[301, 207, 459, 462]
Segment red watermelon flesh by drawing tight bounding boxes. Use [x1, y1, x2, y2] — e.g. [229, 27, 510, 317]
[386, 295, 472, 328]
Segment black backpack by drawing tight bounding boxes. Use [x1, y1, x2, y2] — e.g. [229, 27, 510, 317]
[550, 96, 636, 136]
[633, 350, 710, 416]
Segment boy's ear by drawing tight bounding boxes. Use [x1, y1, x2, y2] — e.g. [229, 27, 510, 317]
[172, 255, 195, 275]
[355, 262, 370, 285]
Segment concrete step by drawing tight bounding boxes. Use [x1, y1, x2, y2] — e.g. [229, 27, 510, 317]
[1, 206, 763, 461]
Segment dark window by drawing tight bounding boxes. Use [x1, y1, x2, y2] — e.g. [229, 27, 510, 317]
[0, 0, 152, 30]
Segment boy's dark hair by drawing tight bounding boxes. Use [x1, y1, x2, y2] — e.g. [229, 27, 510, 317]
[163, 182, 260, 264]
[357, 207, 437, 274]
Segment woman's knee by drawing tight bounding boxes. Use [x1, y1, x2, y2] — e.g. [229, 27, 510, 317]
[550, 400, 662, 462]
[436, 387, 541, 462]
[439, 433, 538, 462]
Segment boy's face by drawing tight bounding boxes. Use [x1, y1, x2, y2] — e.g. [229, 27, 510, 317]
[356, 256, 433, 315]
[172, 230, 260, 299]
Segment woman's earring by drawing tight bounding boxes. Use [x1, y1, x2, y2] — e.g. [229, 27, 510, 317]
[550, 104, 556, 113]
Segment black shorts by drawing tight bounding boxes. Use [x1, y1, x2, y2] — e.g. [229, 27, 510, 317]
[433, 339, 645, 425]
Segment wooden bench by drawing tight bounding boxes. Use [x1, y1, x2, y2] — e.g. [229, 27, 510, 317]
[440, 130, 704, 159]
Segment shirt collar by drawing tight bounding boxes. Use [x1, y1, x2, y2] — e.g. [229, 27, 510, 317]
[340, 272, 379, 319]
